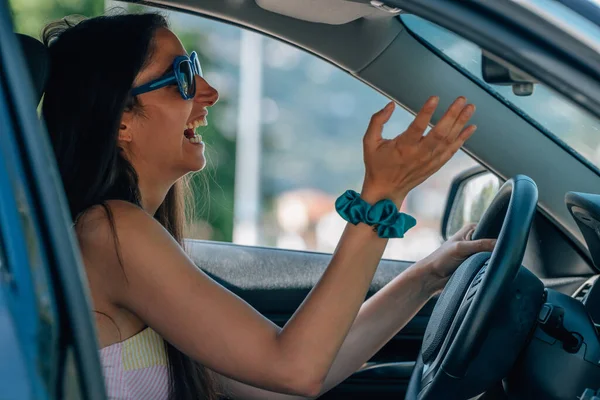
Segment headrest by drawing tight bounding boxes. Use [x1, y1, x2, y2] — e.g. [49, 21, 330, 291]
[16, 33, 49, 103]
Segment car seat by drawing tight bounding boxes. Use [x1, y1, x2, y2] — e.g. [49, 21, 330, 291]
[16, 33, 48, 103]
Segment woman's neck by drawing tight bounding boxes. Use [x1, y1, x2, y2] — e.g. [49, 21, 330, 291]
[137, 175, 173, 216]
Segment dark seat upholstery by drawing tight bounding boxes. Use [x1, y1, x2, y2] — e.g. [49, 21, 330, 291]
[16, 33, 48, 103]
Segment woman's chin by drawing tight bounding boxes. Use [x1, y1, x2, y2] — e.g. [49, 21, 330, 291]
[182, 140, 206, 171]
[192, 154, 208, 171]
[177, 155, 206, 176]
[186, 157, 206, 173]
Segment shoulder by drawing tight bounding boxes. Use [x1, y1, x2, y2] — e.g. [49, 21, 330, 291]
[75, 200, 202, 313]
[75, 200, 157, 247]
[75, 200, 170, 292]
[75, 199, 148, 230]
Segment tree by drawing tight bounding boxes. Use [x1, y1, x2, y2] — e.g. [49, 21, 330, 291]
[10, 0, 104, 38]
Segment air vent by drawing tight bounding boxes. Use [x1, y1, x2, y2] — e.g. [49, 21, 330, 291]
[574, 283, 592, 302]
[573, 276, 598, 303]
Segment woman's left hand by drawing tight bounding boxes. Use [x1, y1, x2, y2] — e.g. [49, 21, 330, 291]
[416, 224, 497, 296]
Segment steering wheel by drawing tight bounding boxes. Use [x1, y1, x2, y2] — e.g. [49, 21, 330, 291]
[405, 175, 540, 400]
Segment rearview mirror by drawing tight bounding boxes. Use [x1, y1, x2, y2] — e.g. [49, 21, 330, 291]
[442, 166, 502, 240]
[481, 51, 538, 96]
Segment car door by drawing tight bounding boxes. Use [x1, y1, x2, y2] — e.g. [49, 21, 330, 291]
[0, 2, 105, 398]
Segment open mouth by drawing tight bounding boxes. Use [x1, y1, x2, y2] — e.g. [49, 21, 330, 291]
[184, 118, 206, 144]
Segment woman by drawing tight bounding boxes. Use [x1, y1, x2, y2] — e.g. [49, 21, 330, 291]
[42, 12, 494, 400]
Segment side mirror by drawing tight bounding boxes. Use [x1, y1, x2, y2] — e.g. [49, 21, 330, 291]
[441, 166, 502, 240]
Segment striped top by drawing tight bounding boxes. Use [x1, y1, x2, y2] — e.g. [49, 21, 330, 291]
[99, 327, 170, 399]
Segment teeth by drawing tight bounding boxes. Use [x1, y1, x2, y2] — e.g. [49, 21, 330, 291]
[187, 134, 203, 144]
[185, 118, 207, 131]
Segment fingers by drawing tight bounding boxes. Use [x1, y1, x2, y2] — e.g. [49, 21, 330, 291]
[431, 96, 467, 136]
[451, 223, 477, 241]
[430, 123, 478, 167]
[457, 124, 477, 142]
[466, 228, 474, 241]
[456, 238, 497, 256]
[421, 97, 475, 148]
[364, 101, 395, 145]
[449, 104, 475, 141]
[400, 96, 439, 143]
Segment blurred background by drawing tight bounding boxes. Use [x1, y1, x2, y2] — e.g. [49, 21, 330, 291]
[9, 0, 481, 262]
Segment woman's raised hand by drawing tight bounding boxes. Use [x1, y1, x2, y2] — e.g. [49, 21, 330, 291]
[361, 96, 476, 206]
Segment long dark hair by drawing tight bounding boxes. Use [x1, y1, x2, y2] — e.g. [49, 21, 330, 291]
[42, 12, 219, 400]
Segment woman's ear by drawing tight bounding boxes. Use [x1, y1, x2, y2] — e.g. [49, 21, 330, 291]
[118, 111, 133, 143]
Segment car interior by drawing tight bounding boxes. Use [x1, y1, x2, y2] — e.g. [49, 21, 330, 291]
[4, 0, 600, 399]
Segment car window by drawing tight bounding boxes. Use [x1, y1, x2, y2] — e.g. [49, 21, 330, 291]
[401, 13, 600, 171]
[161, 10, 479, 261]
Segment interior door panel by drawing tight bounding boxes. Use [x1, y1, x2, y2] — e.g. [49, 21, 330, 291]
[187, 238, 592, 399]
[189, 241, 434, 345]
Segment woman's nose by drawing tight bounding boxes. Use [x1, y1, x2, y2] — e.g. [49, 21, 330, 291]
[194, 75, 219, 107]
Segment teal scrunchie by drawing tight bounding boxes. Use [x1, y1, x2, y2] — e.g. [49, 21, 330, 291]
[335, 190, 416, 238]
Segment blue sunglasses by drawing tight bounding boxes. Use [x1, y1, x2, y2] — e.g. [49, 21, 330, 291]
[131, 51, 203, 100]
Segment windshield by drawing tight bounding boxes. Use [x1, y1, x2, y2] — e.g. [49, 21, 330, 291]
[401, 14, 600, 169]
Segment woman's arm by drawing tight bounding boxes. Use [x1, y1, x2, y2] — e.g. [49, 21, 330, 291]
[214, 262, 432, 400]
[83, 96, 476, 397]
[215, 225, 496, 400]
[88, 194, 389, 397]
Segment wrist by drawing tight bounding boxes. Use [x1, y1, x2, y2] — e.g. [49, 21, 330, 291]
[409, 259, 447, 298]
[360, 184, 406, 209]
[336, 189, 416, 239]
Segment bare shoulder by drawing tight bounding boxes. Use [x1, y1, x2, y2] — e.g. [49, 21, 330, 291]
[75, 200, 159, 248]
[75, 200, 168, 294]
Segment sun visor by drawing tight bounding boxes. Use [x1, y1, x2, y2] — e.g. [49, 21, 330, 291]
[255, 0, 400, 25]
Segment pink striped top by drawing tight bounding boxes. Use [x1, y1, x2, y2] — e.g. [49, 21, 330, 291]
[99, 327, 170, 399]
